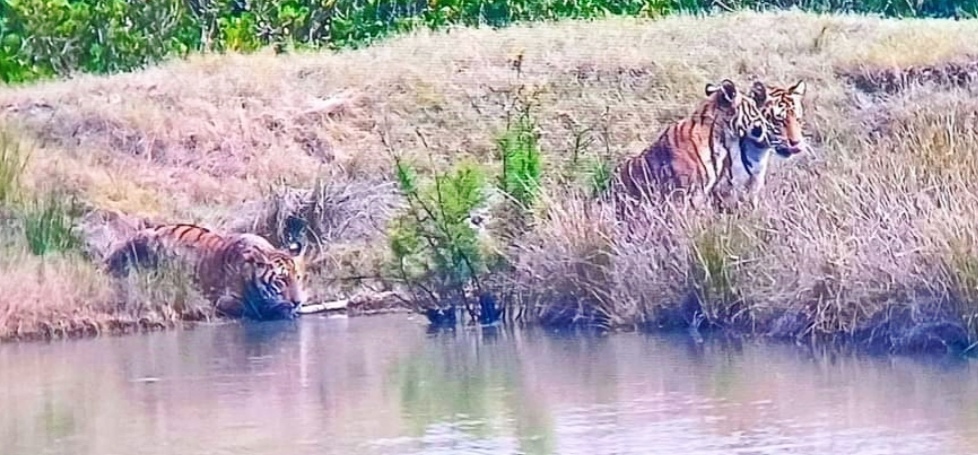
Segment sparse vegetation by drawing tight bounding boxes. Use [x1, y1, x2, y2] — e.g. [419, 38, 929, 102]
[3, 10, 978, 355]
[0, 129, 211, 341]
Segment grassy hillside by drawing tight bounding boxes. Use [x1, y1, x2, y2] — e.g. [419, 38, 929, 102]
[3, 10, 978, 353]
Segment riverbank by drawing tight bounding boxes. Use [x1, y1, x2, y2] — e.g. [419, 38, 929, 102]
[3, 10, 978, 355]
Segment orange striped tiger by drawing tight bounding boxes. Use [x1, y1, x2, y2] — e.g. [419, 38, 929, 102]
[721, 80, 811, 210]
[610, 78, 774, 218]
[103, 222, 308, 321]
[763, 80, 809, 157]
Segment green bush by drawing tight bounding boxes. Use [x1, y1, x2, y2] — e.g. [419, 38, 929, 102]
[387, 157, 495, 309]
[4, 0, 976, 85]
[496, 103, 543, 212]
[22, 192, 82, 256]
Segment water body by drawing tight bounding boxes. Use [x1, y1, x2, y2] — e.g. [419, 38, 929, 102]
[2, 314, 978, 455]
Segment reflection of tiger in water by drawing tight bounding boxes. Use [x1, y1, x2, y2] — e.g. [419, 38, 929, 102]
[103, 222, 308, 321]
[610, 78, 774, 217]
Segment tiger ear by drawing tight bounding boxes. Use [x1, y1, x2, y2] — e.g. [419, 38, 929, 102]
[712, 79, 738, 106]
[283, 215, 306, 257]
[789, 80, 807, 97]
[704, 79, 737, 100]
[750, 80, 768, 105]
[704, 82, 719, 97]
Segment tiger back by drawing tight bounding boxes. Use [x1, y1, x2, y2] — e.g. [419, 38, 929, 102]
[609, 78, 765, 219]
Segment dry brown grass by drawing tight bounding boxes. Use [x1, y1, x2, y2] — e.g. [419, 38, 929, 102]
[2, 10, 978, 351]
[0, 242, 211, 341]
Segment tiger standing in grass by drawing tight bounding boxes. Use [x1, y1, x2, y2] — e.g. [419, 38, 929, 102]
[103, 221, 308, 321]
[610, 78, 775, 220]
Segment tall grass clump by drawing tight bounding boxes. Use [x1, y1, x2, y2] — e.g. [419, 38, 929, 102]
[0, 129, 29, 207]
[0, 128, 83, 256]
[686, 215, 764, 331]
[21, 192, 83, 256]
[109, 257, 210, 324]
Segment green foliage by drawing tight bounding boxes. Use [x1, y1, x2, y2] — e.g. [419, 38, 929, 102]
[0, 129, 30, 207]
[1, 0, 199, 83]
[388, 157, 493, 294]
[0, 128, 81, 257]
[579, 156, 613, 200]
[21, 192, 82, 256]
[496, 95, 543, 211]
[4, 0, 976, 85]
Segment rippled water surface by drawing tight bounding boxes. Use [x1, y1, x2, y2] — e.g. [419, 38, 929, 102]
[3, 314, 978, 455]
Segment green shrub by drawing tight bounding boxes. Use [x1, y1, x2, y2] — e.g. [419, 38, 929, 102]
[496, 103, 543, 211]
[582, 156, 613, 199]
[22, 192, 82, 256]
[3, 0, 976, 85]
[388, 157, 494, 301]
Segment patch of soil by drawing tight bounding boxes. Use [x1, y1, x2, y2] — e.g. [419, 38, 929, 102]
[569, 63, 655, 88]
[839, 59, 978, 95]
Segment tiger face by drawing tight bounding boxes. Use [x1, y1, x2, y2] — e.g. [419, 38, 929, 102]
[705, 79, 774, 149]
[736, 81, 776, 149]
[763, 80, 809, 157]
[243, 248, 307, 320]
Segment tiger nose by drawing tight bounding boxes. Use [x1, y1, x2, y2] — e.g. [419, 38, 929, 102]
[750, 125, 764, 138]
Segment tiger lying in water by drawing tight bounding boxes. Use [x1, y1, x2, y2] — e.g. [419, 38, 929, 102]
[103, 221, 308, 321]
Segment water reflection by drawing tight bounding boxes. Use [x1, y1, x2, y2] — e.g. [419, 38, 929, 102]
[2, 314, 978, 455]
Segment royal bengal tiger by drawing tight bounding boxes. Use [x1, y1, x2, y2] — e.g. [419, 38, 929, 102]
[719, 79, 811, 210]
[762, 80, 810, 157]
[103, 221, 308, 321]
[610, 78, 774, 220]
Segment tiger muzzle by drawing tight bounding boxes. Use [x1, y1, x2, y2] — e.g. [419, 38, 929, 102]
[775, 138, 807, 157]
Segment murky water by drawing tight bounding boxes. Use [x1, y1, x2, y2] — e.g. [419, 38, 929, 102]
[3, 314, 978, 455]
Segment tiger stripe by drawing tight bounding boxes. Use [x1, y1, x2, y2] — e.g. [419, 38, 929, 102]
[763, 80, 810, 157]
[720, 80, 811, 210]
[103, 223, 307, 321]
[610, 78, 772, 219]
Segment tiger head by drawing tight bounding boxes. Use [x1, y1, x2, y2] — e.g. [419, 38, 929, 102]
[737, 80, 778, 149]
[705, 79, 773, 146]
[243, 243, 308, 320]
[761, 80, 810, 157]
